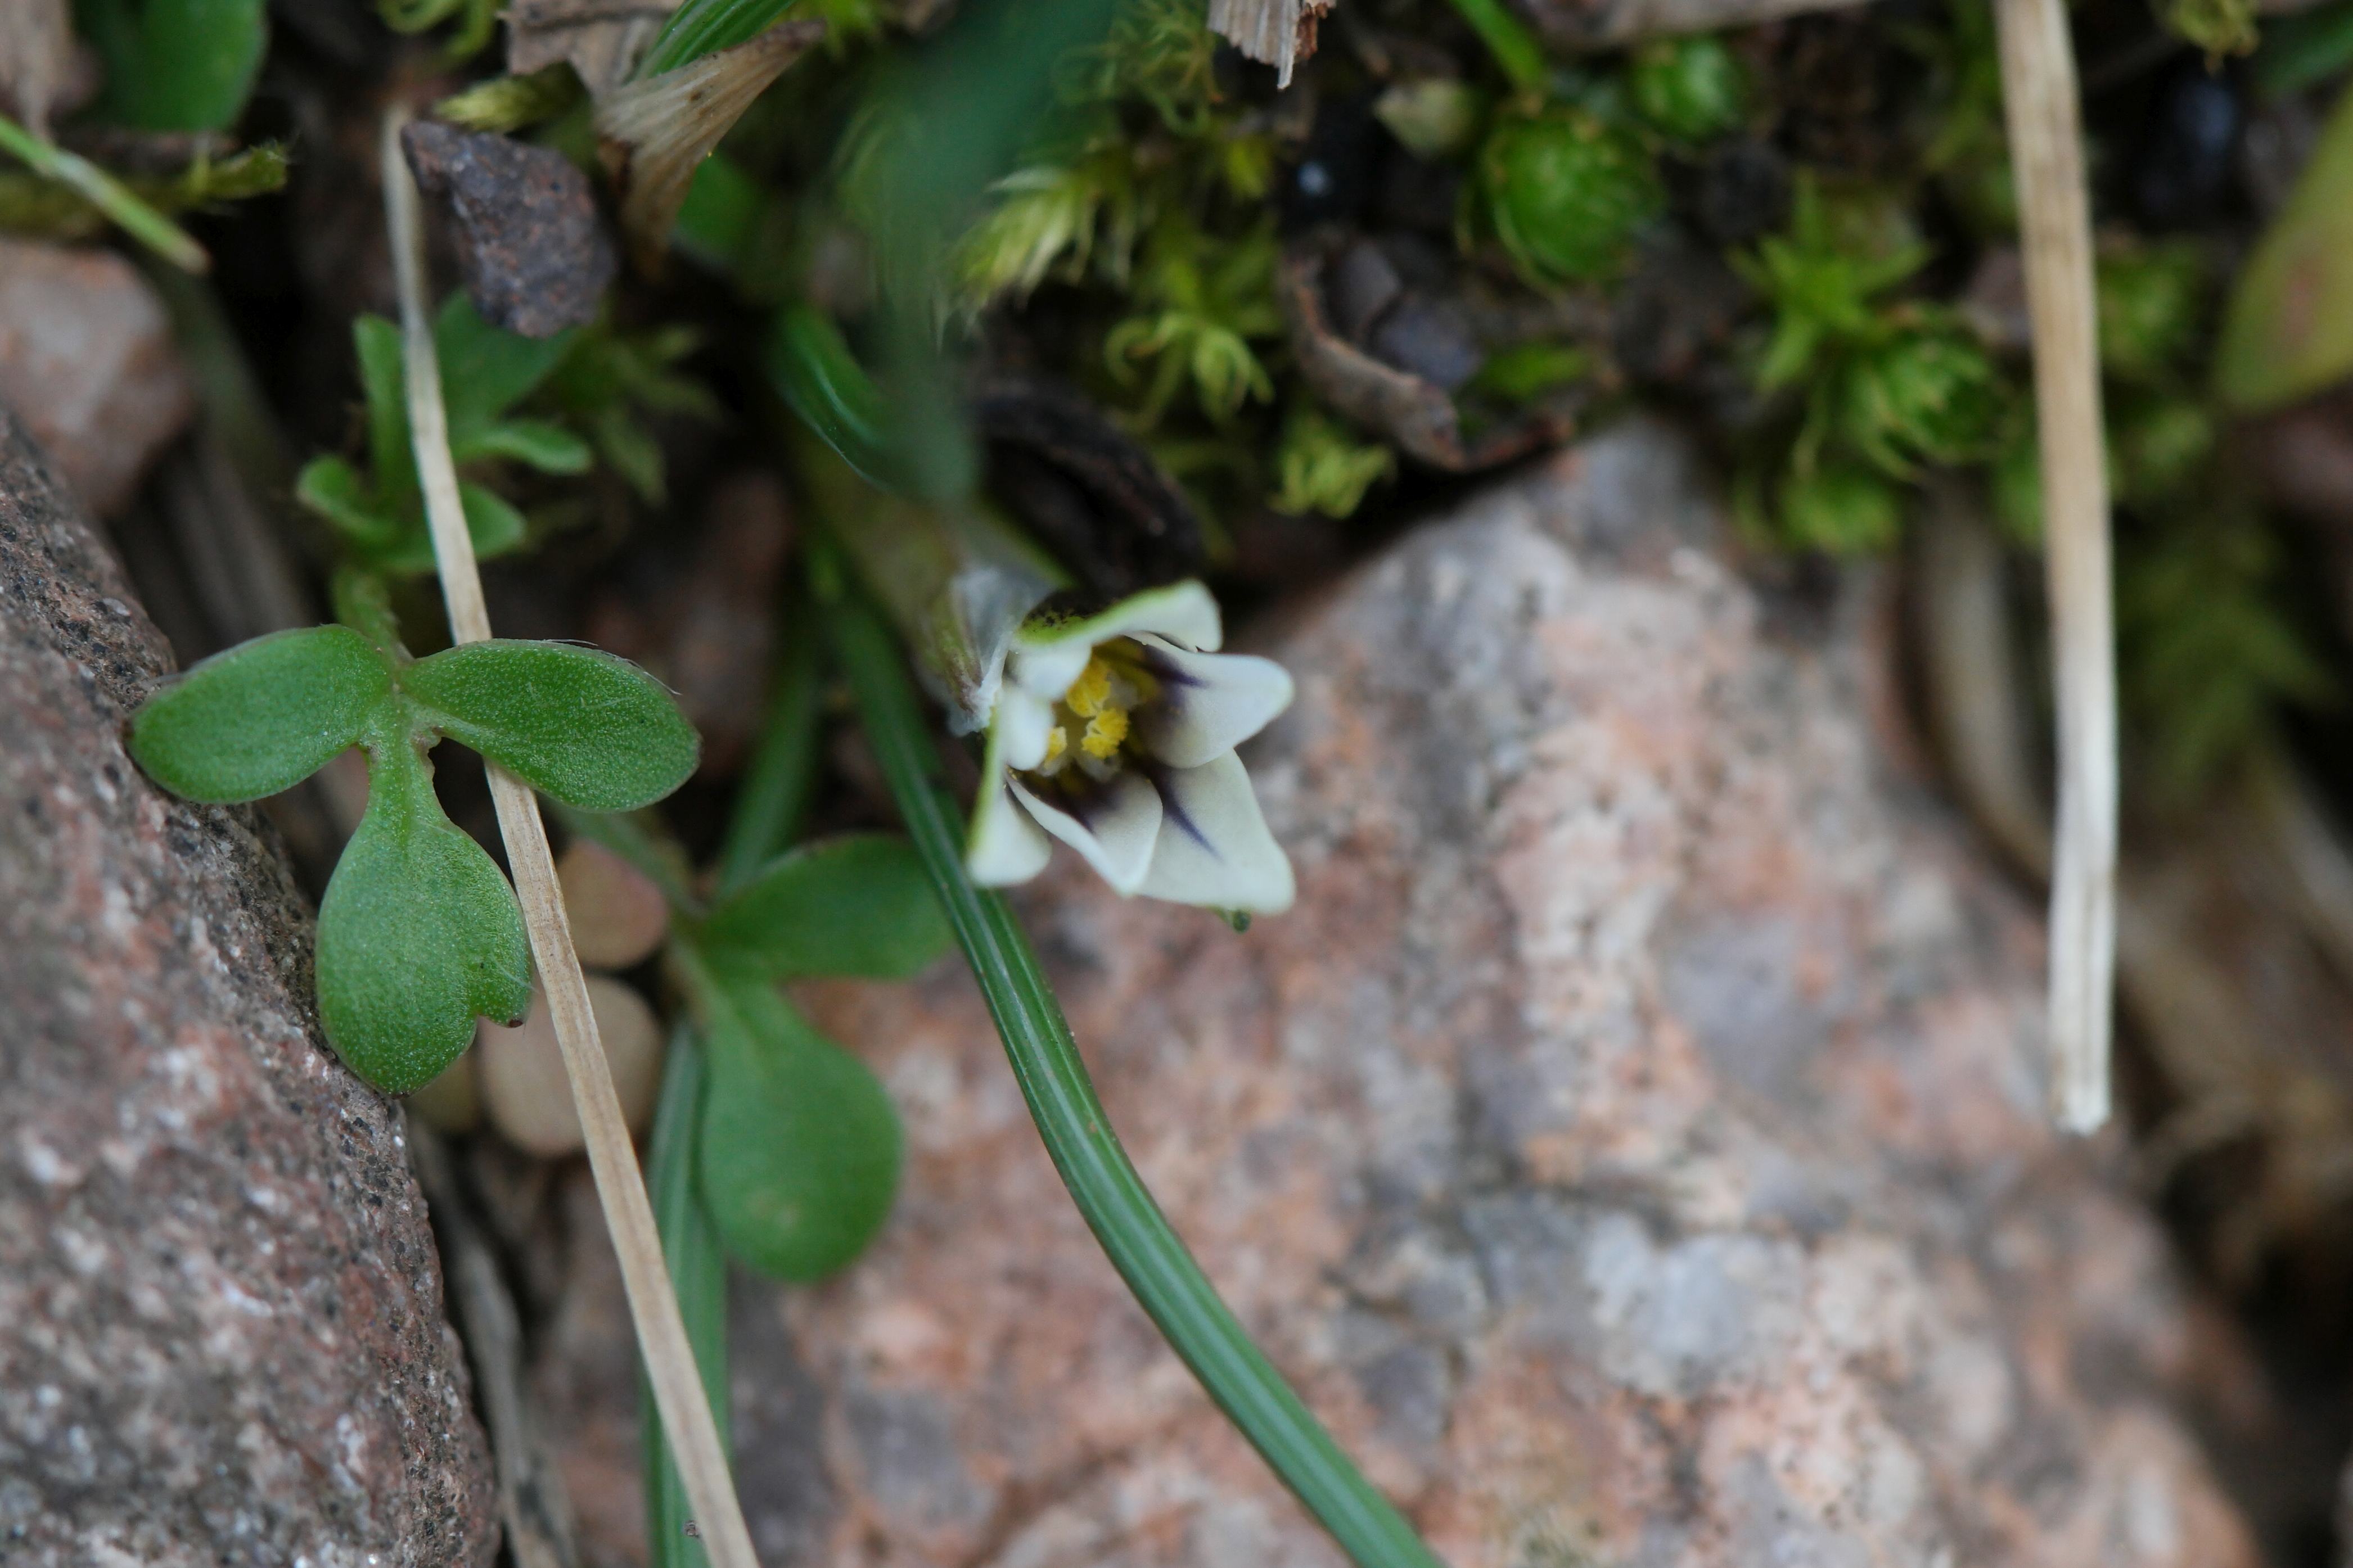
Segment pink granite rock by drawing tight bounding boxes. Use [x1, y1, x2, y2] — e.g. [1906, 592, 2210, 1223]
[0, 239, 194, 518]
[0, 412, 498, 1564]
[550, 420, 2261, 1567]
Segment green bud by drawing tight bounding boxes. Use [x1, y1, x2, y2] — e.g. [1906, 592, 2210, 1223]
[1841, 326, 2008, 476]
[1476, 106, 1662, 288]
[2157, 0, 2257, 57]
[1376, 79, 1489, 161]
[1272, 406, 1396, 519]
[1628, 35, 1746, 142]
[1778, 460, 1906, 553]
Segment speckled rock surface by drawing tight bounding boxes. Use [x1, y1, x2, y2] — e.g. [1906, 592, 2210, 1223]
[0, 413, 499, 1565]
[0, 239, 193, 517]
[553, 419, 2259, 1567]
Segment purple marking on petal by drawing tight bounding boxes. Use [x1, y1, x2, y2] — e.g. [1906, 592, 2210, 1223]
[1138, 644, 1206, 688]
[1146, 762, 1218, 856]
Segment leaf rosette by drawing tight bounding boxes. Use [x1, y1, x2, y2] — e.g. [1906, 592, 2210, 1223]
[129, 616, 698, 1092]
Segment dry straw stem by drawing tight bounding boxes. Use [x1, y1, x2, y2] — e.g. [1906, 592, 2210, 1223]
[1993, 0, 2117, 1133]
[379, 110, 763, 1568]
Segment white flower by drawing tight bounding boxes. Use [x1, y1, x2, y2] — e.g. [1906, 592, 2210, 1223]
[966, 582, 1296, 913]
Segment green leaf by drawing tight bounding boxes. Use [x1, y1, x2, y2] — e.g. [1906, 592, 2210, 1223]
[699, 834, 950, 978]
[401, 640, 700, 810]
[295, 455, 397, 545]
[457, 418, 595, 474]
[2216, 83, 2353, 412]
[78, 0, 268, 133]
[317, 739, 531, 1093]
[460, 480, 531, 559]
[693, 962, 903, 1282]
[674, 153, 767, 272]
[354, 315, 414, 504]
[128, 626, 393, 803]
[434, 293, 578, 444]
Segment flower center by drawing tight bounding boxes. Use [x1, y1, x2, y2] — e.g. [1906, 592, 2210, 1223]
[1033, 643, 1159, 784]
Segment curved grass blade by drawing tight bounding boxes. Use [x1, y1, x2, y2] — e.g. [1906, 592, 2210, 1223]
[0, 110, 206, 270]
[821, 571, 1446, 1568]
[715, 598, 825, 895]
[638, 0, 799, 77]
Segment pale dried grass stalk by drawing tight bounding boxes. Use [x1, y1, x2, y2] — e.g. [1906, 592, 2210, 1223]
[380, 109, 762, 1568]
[1206, 0, 1333, 87]
[1993, 0, 2117, 1133]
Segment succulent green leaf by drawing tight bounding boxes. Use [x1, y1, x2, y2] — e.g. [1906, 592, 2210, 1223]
[78, 0, 268, 133]
[696, 968, 903, 1282]
[1628, 35, 1746, 142]
[128, 625, 393, 803]
[1476, 106, 1661, 287]
[317, 739, 532, 1093]
[2216, 84, 2353, 413]
[457, 418, 595, 475]
[401, 640, 700, 810]
[699, 834, 951, 978]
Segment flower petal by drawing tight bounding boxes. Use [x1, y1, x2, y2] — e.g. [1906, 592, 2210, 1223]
[967, 776, 1054, 887]
[1012, 771, 1164, 895]
[1140, 752, 1295, 912]
[993, 687, 1057, 772]
[1016, 580, 1225, 657]
[1133, 638, 1295, 769]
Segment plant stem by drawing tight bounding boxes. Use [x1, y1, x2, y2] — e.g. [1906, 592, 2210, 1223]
[384, 106, 764, 1568]
[642, 1029, 729, 1568]
[820, 569, 1446, 1568]
[0, 110, 208, 272]
[1993, 0, 2117, 1132]
[715, 598, 824, 896]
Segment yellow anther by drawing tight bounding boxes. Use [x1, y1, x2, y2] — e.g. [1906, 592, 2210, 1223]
[1081, 706, 1129, 759]
[1064, 656, 1114, 719]
[1043, 725, 1068, 762]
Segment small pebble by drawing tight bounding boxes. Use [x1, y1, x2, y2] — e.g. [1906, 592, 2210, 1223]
[557, 839, 671, 970]
[478, 976, 665, 1158]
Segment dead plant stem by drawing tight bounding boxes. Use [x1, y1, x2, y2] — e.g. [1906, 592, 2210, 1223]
[1994, 0, 2117, 1133]
[381, 108, 761, 1568]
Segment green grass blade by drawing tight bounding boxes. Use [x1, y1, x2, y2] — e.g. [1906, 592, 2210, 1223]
[1440, 0, 1550, 96]
[716, 599, 825, 896]
[641, 1027, 731, 1568]
[0, 111, 207, 271]
[821, 573, 1446, 1568]
[639, 0, 797, 78]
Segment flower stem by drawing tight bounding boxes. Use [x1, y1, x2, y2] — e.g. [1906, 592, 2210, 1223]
[819, 568, 1446, 1568]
